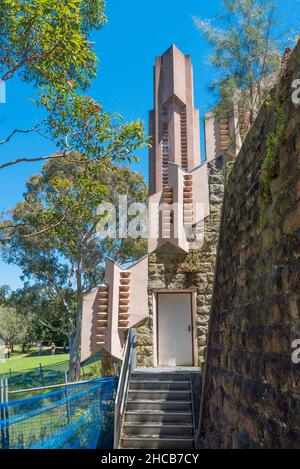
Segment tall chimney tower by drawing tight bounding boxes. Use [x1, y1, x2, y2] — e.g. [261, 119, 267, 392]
[149, 45, 201, 195]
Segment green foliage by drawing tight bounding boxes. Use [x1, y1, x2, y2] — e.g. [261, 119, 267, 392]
[241, 318, 250, 333]
[7, 284, 73, 343]
[0, 305, 29, 345]
[261, 106, 287, 187]
[0, 157, 148, 377]
[280, 383, 289, 395]
[258, 96, 288, 231]
[226, 161, 235, 185]
[0, 283, 69, 346]
[0, 1, 147, 171]
[0, 68, 147, 171]
[0, 285, 11, 302]
[37, 85, 147, 164]
[0, 0, 106, 88]
[181, 251, 202, 273]
[194, 0, 282, 124]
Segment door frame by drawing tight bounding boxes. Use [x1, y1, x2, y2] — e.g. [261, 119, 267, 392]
[153, 288, 198, 367]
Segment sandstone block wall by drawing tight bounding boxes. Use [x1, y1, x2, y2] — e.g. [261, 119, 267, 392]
[136, 157, 225, 367]
[199, 42, 300, 449]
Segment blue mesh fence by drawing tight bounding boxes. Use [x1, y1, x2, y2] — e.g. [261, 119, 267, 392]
[0, 377, 117, 449]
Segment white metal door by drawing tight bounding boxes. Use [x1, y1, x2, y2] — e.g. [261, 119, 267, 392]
[157, 293, 193, 366]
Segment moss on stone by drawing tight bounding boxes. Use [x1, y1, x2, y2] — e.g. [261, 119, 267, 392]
[261, 106, 287, 185]
[258, 100, 288, 231]
[181, 251, 202, 273]
[226, 161, 235, 185]
[241, 318, 250, 333]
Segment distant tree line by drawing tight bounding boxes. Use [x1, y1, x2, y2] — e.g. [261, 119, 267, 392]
[0, 284, 68, 351]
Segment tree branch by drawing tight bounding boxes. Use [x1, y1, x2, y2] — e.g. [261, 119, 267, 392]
[1, 215, 66, 242]
[0, 124, 42, 145]
[0, 152, 64, 171]
[38, 318, 67, 336]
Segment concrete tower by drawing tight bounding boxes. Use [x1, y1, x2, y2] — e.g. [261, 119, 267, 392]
[81, 45, 225, 371]
[148, 46, 209, 254]
[149, 45, 201, 195]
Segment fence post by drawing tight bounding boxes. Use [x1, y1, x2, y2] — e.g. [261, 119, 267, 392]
[4, 380, 9, 449]
[0, 379, 9, 449]
[39, 363, 45, 386]
[0, 378, 4, 449]
[64, 372, 71, 423]
[4, 379, 8, 404]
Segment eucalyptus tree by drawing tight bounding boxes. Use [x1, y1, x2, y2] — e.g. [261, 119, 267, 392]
[0, 0, 106, 86]
[0, 0, 146, 170]
[1, 156, 147, 380]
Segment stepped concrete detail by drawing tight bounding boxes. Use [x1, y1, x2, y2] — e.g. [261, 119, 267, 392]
[80, 39, 300, 450]
[137, 157, 225, 367]
[148, 161, 210, 254]
[81, 256, 148, 361]
[149, 45, 201, 195]
[148, 45, 212, 254]
[81, 45, 225, 368]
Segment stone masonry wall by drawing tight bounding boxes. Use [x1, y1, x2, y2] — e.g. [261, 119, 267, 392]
[199, 42, 300, 449]
[136, 156, 225, 367]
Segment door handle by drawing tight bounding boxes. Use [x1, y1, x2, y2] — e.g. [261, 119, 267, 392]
[188, 325, 191, 333]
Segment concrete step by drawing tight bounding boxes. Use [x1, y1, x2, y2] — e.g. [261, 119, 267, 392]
[120, 436, 194, 449]
[122, 423, 194, 437]
[131, 372, 191, 381]
[119, 370, 195, 449]
[126, 400, 192, 412]
[124, 411, 193, 424]
[128, 390, 191, 401]
[130, 380, 190, 391]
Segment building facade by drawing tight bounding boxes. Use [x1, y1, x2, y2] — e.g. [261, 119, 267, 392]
[81, 45, 230, 368]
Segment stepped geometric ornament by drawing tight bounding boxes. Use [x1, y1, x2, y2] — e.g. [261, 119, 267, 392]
[81, 257, 148, 361]
[81, 45, 215, 361]
[148, 45, 210, 254]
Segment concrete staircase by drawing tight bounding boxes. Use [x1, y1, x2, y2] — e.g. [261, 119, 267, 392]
[120, 370, 195, 449]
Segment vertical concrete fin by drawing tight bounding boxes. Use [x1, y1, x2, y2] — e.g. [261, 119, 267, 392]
[149, 45, 201, 195]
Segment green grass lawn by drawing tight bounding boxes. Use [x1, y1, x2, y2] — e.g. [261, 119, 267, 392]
[0, 346, 69, 374]
[0, 346, 104, 398]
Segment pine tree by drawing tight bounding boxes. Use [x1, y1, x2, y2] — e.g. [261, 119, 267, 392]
[194, 0, 283, 139]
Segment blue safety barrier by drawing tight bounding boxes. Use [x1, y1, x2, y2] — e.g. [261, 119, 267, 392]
[0, 377, 117, 449]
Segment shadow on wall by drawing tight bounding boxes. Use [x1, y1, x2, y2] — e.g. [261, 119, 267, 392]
[198, 39, 300, 449]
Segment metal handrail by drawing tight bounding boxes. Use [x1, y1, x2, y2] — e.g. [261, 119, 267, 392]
[190, 373, 196, 448]
[114, 329, 136, 449]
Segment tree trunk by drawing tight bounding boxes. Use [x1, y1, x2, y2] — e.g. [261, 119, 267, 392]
[101, 350, 113, 377]
[68, 331, 81, 382]
[67, 265, 83, 382]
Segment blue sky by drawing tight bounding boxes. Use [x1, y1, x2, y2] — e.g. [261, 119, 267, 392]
[0, 0, 298, 289]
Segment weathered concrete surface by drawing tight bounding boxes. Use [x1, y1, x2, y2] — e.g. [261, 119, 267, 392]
[149, 45, 201, 195]
[136, 157, 225, 366]
[199, 41, 300, 449]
